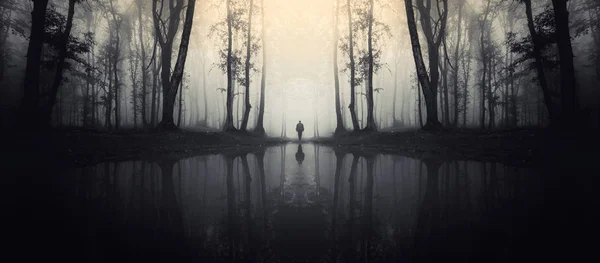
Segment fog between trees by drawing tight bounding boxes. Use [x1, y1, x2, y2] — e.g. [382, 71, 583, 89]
[1, 0, 598, 136]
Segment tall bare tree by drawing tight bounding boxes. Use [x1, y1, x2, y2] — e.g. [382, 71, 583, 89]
[521, 0, 557, 126]
[365, 0, 376, 131]
[478, 0, 492, 129]
[403, 0, 448, 130]
[452, 0, 464, 127]
[254, 0, 267, 135]
[240, 0, 255, 131]
[152, 0, 197, 129]
[333, 0, 345, 134]
[551, 0, 579, 128]
[137, 0, 149, 126]
[346, 0, 360, 131]
[223, 0, 236, 131]
[43, 0, 78, 127]
[17, 0, 50, 129]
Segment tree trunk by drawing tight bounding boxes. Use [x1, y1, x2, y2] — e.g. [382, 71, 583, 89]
[442, 45, 450, 126]
[393, 61, 398, 123]
[138, 0, 148, 126]
[365, 0, 376, 131]
[462, 31, 472, 128]
[128, 26, 139, 129]
[255, 0, 267, 135]
[404, 0, 445, 130]
[151, 37, 158, 126]
[109, 0, 121, 130]
[203, 56, 208, 124]
[84, 12, 92, 127]
[347, 0, 360, 131]
[504, 42, 510, 127]
[333, 0, 345, 134]
[487, 53, 495, 128]
[524, 0, 557, 126]
[177, 79, 183, 127]
[0, 9, 11, 84]
[17, 0, 49, 130]
[551, 0, 580, 129]
[105, 56, 113, 129]
[223, 0, 236, 131]
[91, 39, 97, 126]
[479, 0, 491, 130]
[417, 73, 423, 128]
[157, 0, 196, 130]
[240, 0, 255, 131]
[452, 1, 463, 127]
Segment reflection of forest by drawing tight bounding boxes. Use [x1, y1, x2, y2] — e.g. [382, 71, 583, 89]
[58, 144, 550, 262]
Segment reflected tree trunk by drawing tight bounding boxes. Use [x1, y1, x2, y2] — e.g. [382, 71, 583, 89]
[345, 155, 359, 262]
[413, 159, 441, 261]
[332, 150, 344, 241]
[361, 156, 375, 262]
[256, 149, 268, 235]
[280, 145, 286, 198]
[241, 155, 255, 260]
[158, 159, 185, 259]
[225, 155, 239, 260]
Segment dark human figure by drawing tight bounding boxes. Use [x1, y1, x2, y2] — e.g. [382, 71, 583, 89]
[295, 144, 305, 164]
[296, 121, 304, 141]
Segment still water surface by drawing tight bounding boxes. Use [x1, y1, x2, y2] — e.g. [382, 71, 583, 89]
[35, 143, 591, 262]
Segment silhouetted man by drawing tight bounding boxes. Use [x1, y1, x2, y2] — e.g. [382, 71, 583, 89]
[296, 121, 304, 141]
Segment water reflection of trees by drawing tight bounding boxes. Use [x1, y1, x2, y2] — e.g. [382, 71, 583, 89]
[62, 146, 539, 262]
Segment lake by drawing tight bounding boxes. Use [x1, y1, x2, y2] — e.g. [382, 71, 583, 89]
[9, 143, 595, 262]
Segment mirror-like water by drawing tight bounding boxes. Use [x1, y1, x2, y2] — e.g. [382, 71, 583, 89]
[10, 143, 594, 262]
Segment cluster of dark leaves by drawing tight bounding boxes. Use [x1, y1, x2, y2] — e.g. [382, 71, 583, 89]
[339, 0, 391, 88]
[209, 0, 262, 89]
[11, 4, 93, 77]
[507, 3, 590, 71]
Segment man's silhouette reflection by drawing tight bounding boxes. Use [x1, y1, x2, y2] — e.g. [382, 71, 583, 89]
[295, 144, 305, 164]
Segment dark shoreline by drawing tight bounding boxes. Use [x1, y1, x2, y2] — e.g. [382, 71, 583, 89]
[3, 127, 598, 168]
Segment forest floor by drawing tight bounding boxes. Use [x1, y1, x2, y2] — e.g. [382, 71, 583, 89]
[4, 127, 598, 167]
[317, 127, 598, 166]
[316, 128, 600, 165]
[5, 128, 288, 167]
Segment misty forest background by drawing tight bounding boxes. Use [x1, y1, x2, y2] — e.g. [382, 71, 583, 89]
[0, 0, 598, 138]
